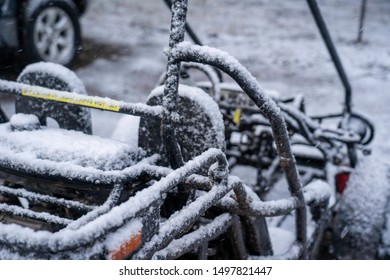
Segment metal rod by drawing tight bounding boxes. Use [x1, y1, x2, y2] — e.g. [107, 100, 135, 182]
[357, 0, 367, 43]
[0, 204, 72, 226]
[65, 184, 124, 230]
[0, 79, 165, 119]
[163, 0, 203, 45]
[306, 0, 352, 114]
[229, 216, 249, 259]
[0, 185, 95, 212]
[162, 0, 224, 82]
[152, 213, 233, 260]
[162, 0, 189, 168]
[134, 175, 232, 259]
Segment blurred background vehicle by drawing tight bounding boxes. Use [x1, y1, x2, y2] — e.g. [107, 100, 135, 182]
[0, 0, 88, 66]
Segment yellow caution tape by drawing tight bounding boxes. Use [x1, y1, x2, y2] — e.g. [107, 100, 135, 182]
[22, 90, 120, 112]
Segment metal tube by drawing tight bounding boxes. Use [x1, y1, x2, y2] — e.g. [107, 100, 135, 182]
[306, 0, 352, 114]
[152, 213, 234, 260]
[0, 185, 95, 212]
[162, 0, 189, 168]
[357, 0, 367, 43]
[163, 0, 203, 45]
[162, 0, 224, 82]
[0, 79, 165, 119]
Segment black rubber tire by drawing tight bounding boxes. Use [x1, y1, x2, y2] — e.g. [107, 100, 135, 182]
[23, 0, 81, 66]
[332, 156, 390, 259]
[138, 85, 225, 165]
[16, 62, 92, 134]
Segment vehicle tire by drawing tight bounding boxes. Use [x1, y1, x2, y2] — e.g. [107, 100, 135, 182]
[333, 155, 390, 259]
[16, 62, 92, 134]
[22, 0, 81, 66]
[138, 85, 225, 165]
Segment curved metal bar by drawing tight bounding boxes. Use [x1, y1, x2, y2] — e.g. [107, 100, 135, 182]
[171, 42, 307, 258]
[223, 180, 330, 217]
[181, 62, 222, 100]
[156, 62, 222, 100]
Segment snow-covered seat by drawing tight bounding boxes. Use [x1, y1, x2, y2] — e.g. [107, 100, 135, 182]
[0, 114, 158, 187]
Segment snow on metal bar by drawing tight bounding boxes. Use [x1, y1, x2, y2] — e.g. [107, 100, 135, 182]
[0, 186, 95, 212]
[315, 129, 361, 144]
[133, 174, 233, 260]
[301, 180, 331, 205]
[0, 148, 226, 253]
[0, 79, 21, 96]
[64, 184, 123, 231]
[183, 62, 221, 100]
[0, 204, 72, 226]
[277, 102, 318, 131]
[218, 192, 300, 217]
[171, 42, 279, 118]
[0, 79, 164, 118]
[153, 213, 233, 259]
[185, 174, 212, 190]
[218, 180, 330, 217]
[160, 0, 189, 168]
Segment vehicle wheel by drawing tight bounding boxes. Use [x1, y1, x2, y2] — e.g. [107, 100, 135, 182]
[23, 0, 81, 66]
[16, 62, 92, 133]
[138, 85, 225, 165]
[333, 155, 390, 259]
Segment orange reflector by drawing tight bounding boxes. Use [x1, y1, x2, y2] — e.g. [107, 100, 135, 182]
[110, 232, 142, 260]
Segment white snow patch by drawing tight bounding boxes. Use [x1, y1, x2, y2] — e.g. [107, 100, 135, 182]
[10, 114, 40, 131]
[269, 227, 295, 256]
[111, 115, 140, 147]
[20, 62, 87, 94]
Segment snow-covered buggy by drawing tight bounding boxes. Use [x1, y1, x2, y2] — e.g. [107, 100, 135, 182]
[0, 0, 372, 259]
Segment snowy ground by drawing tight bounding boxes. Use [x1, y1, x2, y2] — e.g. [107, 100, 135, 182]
[0, 0, 389, 258]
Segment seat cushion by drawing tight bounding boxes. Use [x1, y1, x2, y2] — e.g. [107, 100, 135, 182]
[0, 121, 153, 185]
[0, 122, 145, 171]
